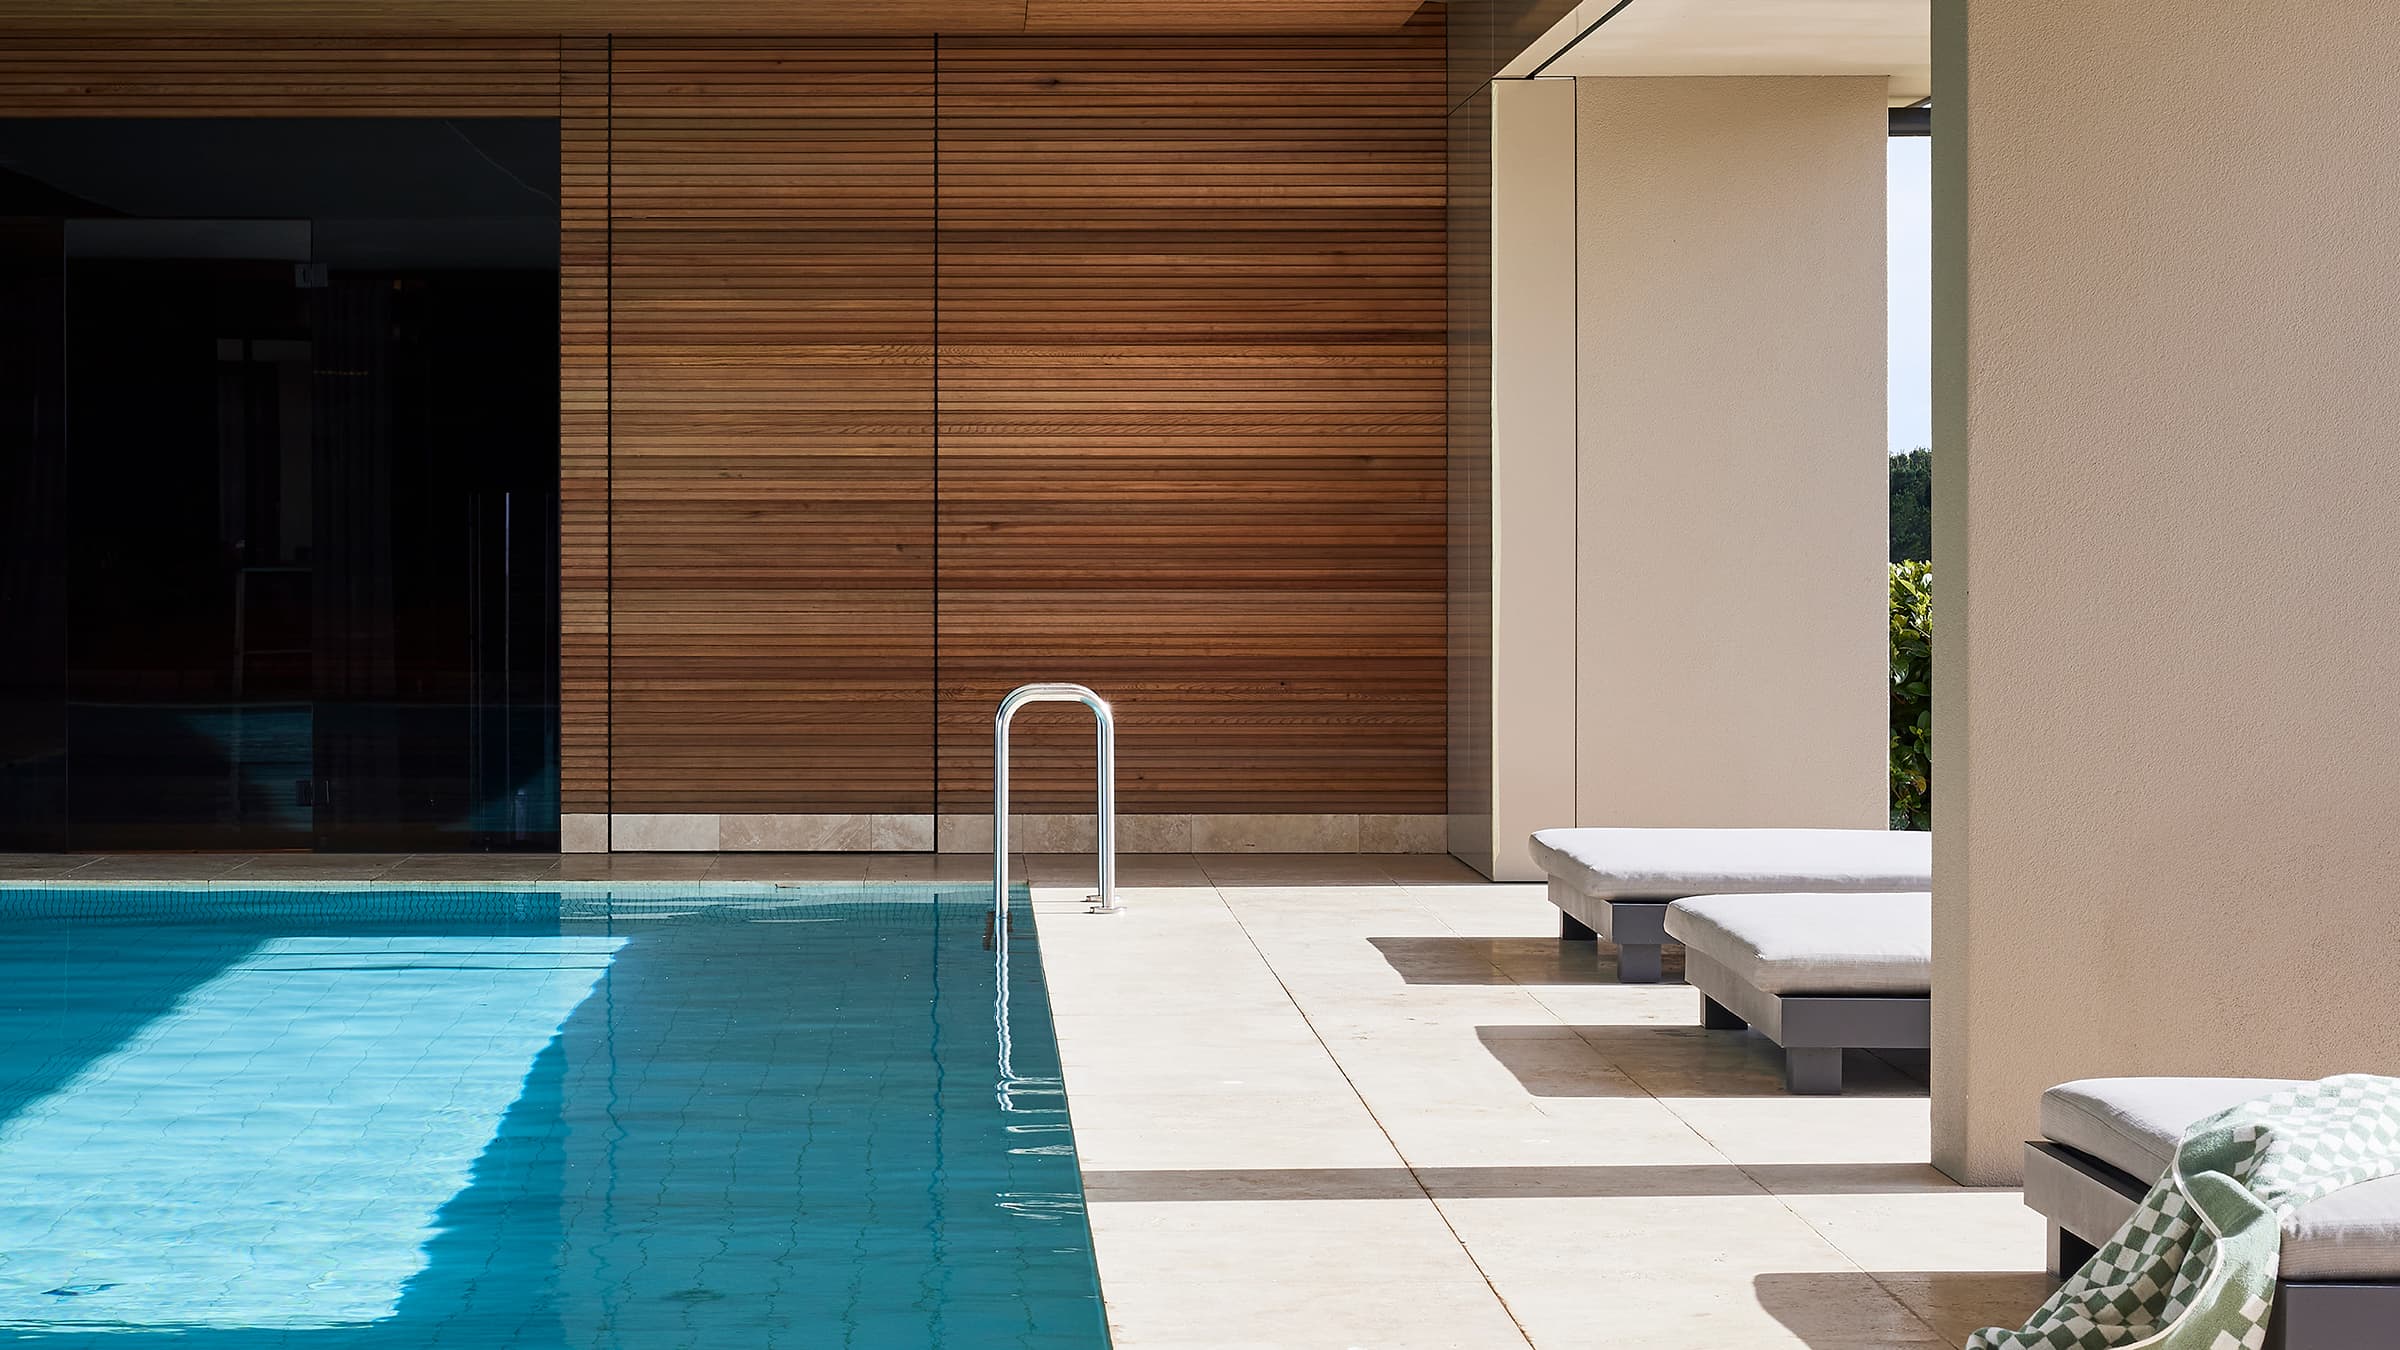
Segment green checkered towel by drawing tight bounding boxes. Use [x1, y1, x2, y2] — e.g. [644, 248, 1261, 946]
[1970, 1074, 2400, 1350]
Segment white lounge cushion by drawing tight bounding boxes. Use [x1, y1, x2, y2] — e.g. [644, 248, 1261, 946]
[1663, 892, 1931, 995]
[2042, 1077, 2310, 1181]
[2044, 1077, 2400, 1281]
[1529, 827, 1931, 901]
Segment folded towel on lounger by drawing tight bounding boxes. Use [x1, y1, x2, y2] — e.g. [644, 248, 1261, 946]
[1971, 1074, 2400, 1350]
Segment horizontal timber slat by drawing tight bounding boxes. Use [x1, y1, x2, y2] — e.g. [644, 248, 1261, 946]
[0, 1, 1422, 36]
[0, 39, 561, 115]
[607, 38, 938, 815]
[934, 17, 1447, 815]
[560, 37, 610, 814]
[3, 23, 1448, 826]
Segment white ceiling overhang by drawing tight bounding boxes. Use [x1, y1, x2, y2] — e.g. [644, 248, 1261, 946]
[1500, 0, 1931, 104]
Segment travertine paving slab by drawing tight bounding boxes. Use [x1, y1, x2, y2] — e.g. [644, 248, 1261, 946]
[378, 853, 561, 882]
[1035, 852, 2044, 1349]
[1438, 1194, 1951, 1348]
[0, 855, 100, 879]
[1088, 1200, 1532, 1349]
[223, 853, 413, 881]
[59, 854, 257, 880]
[22, 849, 2043, 1348]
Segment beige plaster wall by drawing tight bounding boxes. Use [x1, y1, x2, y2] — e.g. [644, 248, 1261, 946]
[1573, 76, 1889, 829]
[1933, 0, 2400, 1183]
[1486, 77, 1583, 878]
[1450, 79, 1581, 880]
[1444, 85, 1499, 872]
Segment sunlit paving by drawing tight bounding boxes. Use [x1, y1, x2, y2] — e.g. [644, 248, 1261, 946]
[0, 0, 2392, 1344]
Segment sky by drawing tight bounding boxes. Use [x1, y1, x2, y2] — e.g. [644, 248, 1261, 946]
[1888, 135, 1932, 455]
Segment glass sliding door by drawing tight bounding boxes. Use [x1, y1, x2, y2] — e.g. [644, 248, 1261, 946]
[0, 118, 560, 852]
[305, 269, 559, 850]
[0, 217, 68, 850]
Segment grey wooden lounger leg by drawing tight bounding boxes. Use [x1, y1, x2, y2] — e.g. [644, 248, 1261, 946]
[1560, 911, 1597, 941]
[2047, 1224, 2097, 1281]
[1608, 901, 1671, 984]
[1784, 1047, 1843, 1095]
[1702, 996, 1746, 1030]
[1615, 943, 1663, 984]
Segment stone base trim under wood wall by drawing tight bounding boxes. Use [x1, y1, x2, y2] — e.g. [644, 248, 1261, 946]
[560, 814, 1449, 855]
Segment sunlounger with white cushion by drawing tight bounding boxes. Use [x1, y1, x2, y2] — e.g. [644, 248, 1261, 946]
[1528, 827, 1932, 982]
[1663, 891, 1931, 1094]
[2023, 1077, 2400, 1349]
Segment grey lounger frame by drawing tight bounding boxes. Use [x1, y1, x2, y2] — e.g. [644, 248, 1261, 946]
[2023, 1140, 2399, 1349]
[1552, 883, 1675, 983]
[1535, 829, 1933, 986]
[1683, 949, 1928, 1094]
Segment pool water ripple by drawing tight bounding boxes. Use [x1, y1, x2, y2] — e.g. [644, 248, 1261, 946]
[0, 886, 1108, 1349]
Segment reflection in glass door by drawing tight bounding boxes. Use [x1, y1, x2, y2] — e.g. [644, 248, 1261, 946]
[0, 118, 559, 851]
[0, 217, 68, 849]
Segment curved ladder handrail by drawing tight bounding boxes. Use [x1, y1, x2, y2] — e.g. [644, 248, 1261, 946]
[992, 682, 1119, 921]
[992, 683, 1118, 1114]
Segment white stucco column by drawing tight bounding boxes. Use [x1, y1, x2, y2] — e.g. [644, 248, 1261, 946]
[1572, 76, 1890, 831]
[1933, 0, 2400, 1183]
[1449, 77, 1581, 880]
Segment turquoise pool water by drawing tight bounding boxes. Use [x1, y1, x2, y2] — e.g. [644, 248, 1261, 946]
[0, 886, 1108, 1348]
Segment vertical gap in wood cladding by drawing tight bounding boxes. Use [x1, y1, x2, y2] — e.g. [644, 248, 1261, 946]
[932, 34, 945, 830]
[560, 36, 611, 820]
[933, 17, 1450, 816]
[604, 40, 939, 816]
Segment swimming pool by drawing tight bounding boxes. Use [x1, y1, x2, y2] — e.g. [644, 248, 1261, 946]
[0, 885, 1109, 1348]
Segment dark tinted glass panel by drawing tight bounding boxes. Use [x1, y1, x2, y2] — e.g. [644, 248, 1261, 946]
[0, 118, 558, 851]
[0, 219, 67, 849]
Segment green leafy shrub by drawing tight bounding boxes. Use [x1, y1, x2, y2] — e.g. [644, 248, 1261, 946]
[1890, 560, 1932, 830]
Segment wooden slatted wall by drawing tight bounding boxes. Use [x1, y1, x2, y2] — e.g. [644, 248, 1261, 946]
[0, 0, 1416, 38]
[1021, 0, 1429, 32]
[934, 20, 1449, 814]
[605, 40, 938, 814]
[0, 26, 1449, 825]
[0, 39, 560, 115]
[559, 39, 611, 817]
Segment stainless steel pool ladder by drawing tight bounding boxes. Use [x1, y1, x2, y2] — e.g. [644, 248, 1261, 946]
[990, 684, 1117, 1113]
[993, 683, 1120, 920]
